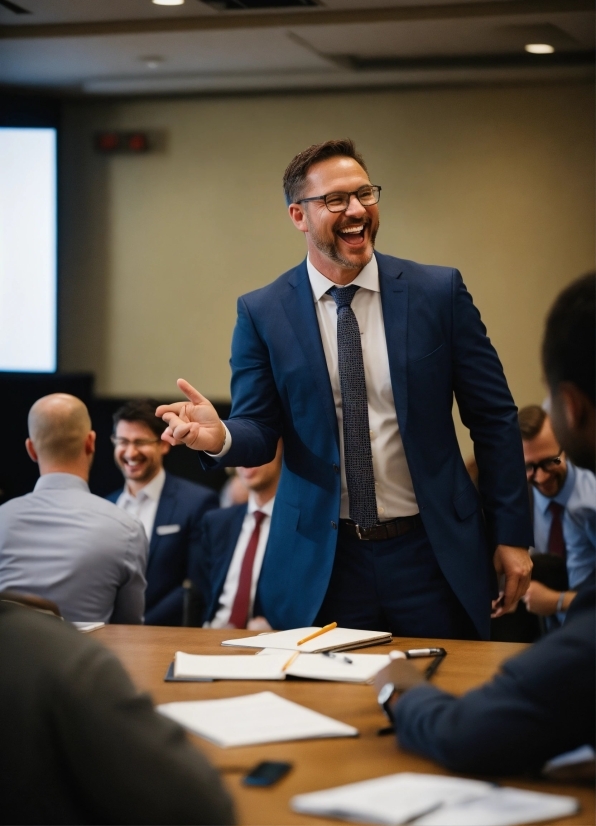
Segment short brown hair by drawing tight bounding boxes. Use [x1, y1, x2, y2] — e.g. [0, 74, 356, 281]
[518, 404, 547, 441]
[113, 399, 165, 439]
[283, 139, 368, 206]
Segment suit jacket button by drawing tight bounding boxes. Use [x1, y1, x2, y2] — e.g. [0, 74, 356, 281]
[332, 464, 339, 473]
[331, 521, 337, 530]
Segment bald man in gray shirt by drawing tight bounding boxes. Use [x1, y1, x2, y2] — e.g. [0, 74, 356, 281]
[0, 394, 147, 623]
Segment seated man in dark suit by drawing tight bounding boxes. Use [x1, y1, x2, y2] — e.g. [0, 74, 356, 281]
[193, 440, 282, 630]
[0, 594, 234, 825]
[107, 400, 219, 626]
[375, 272, 595, 775]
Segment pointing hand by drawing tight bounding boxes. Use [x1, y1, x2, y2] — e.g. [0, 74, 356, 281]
[155, 379, 226, 454]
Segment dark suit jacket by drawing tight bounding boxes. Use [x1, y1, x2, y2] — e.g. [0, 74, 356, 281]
[108, 473, 218, 625]
[394, 578, 596, 775]
[0, 601, 234, 825]
[202, 254, 533, 638]
[190, 504, 266, 624]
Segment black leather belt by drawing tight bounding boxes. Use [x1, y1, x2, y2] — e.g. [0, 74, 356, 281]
[339, 514, 422, 541]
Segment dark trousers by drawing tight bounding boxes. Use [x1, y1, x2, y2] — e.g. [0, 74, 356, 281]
[315, 521, 478, 640]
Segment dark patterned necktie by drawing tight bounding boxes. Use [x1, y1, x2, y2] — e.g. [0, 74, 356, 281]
[328, 285, 378, 529]
[229, 510, 266, 628]
[547, 501, 567, 558]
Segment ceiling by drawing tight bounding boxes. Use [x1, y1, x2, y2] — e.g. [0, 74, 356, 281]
[0, 0, 593, 96]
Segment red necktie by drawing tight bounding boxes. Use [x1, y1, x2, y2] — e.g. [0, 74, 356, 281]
[547, 501, 566, 558]
[228, 511, 266, 629]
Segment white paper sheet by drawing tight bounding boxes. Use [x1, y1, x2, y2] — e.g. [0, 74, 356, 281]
[291, 773, 579, 826]
[157, 691, 359, 748]
[222, 626, 391, 653]
[173, 651, 289, 680]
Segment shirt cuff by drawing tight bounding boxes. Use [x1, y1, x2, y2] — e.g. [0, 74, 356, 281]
[204, 423, 232, 458]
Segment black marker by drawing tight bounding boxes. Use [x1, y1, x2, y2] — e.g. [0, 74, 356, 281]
[405, 647, 446, 659]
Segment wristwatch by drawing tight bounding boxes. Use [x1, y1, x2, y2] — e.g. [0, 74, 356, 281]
[377, 682, 401, 723]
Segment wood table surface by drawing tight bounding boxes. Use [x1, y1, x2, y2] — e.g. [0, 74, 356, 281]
[95, 626, 595, 826]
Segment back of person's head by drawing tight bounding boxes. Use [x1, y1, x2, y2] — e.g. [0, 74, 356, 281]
[518, 405, 547, 442]
[542, 272, 595, 406]
[28, 394, 91, 465]
[541, 272, 595, 472]
[112, 398, 165, 438]
[283, 138, 368, 206]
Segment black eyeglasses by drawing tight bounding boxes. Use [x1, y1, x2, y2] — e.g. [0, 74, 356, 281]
[525, 454, 562, 478]
[296, 185, 381, 213]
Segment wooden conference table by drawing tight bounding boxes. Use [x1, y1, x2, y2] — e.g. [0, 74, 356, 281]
[96, 626, 595, 826]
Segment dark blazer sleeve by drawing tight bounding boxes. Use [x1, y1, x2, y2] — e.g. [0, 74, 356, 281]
[394, 603, 595, 775]
[201, 294, 283, 471]
[451, 270, 533, 549]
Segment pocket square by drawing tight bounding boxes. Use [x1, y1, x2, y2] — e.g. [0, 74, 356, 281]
[156, 524, 181, 536]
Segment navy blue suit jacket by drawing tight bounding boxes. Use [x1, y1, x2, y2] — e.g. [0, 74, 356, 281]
[107, 473, 219, 625]
[189, 503, 256, 624]
[395, 578, 595, 774]
[202, 254, 533, 638]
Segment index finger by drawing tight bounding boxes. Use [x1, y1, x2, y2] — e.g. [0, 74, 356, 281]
[177, 378, 208, 405]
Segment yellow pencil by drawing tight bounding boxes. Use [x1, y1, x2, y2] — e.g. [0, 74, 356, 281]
[282, 651, 300, 672]
[297, 622, 337, 646]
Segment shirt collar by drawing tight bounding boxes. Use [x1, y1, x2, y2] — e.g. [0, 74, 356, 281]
[123, 468, 166, 503]
[247, 492, 275, 517]
[534, 461, 576, 514]
[307, 254, 379, 303]
[34, 473, 90, 493]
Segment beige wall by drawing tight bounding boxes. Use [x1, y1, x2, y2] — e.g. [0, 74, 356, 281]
[60, 80, 594, 454]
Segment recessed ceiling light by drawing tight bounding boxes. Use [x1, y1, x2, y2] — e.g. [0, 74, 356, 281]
[152, 0, 184, 6]
[141, 56, 165, 70]
[525, 43, 555, 54]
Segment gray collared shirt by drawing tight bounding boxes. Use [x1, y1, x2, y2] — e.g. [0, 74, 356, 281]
[0, 473, 148, 623]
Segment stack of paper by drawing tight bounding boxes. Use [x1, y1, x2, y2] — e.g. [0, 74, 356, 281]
[157, 691, 358, 747]
[291, 773, 579, 826]
[259, 648, 392, 683]
[222, 626, 391, 653]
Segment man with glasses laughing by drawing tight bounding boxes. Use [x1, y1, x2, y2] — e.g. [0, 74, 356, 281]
[108, 400, 218, 626]
[518, 404, 595, 623]
[157, 138, 533, 640]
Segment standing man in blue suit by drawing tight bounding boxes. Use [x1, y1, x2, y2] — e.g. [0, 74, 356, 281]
[195, 440, 282, 629]
[157, 139, 533, 639]
[107, 400, 219, 626]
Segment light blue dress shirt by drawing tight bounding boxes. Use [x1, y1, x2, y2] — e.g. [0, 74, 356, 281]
[533, 461, 596, 589]
[0, 473, 148, 623]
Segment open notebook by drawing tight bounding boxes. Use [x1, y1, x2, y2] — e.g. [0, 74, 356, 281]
[171, 650, 391, 683]
[221, 626, 391, 654]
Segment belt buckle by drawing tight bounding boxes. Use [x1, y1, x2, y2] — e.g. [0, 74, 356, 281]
[355, 524, 370, 541]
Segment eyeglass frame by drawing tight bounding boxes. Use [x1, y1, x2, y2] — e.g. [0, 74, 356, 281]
[525, 454, 563, 478]
[110, 436, 161, 449]
[295, 185, 382, 213]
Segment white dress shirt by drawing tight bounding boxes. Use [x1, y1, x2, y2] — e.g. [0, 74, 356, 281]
[210, 493, 274, 628]
[308, 255, 418, 519]
[116, 468, 166, 540]
[212, 254, 418, 519]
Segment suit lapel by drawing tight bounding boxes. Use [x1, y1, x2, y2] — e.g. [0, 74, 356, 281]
[281, 262, 339, 446]
[378, 255, 408, 436]
[149, 474, 176, 567]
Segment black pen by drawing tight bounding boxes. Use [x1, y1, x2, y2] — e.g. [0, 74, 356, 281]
[424, 653, 446, 680]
